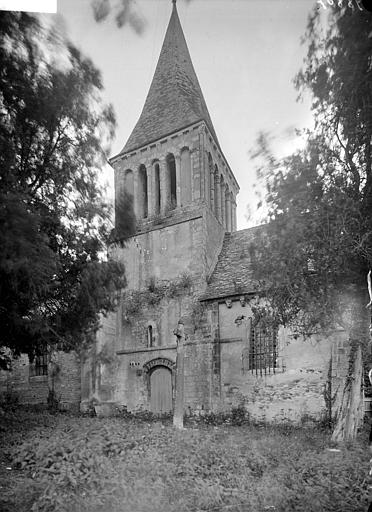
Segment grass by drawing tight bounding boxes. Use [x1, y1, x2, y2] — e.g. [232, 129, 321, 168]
[0, 409, 369, 512]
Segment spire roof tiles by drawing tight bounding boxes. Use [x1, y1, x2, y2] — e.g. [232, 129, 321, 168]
[120, 2, 219, 155]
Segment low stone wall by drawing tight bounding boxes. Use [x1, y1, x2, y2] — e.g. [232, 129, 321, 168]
[217, 330, 349, 424]
[0, 351, 81, 410]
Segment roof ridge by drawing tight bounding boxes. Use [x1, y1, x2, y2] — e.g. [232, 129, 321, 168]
[208, 233, 233, 283]
[201, 228, 263, 301]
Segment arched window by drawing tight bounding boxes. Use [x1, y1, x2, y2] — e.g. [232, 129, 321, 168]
[153, 162, 161, 215]
[138, 165, 148, 218]
[166, 154, 177, 210]
[180, 147, 191, 205]
[124, 169, 134, 197]
[147, 325, 154, 347]
[117, 169, 134, 231]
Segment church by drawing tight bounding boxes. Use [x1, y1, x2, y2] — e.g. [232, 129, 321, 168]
[1, 1, 352, 424]
[79, 1, 350, 423]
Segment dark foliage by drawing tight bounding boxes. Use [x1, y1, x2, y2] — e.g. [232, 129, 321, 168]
[250, 6, 372, 336]
[0, 410, 368, 512]
[0, 12, 134, 367]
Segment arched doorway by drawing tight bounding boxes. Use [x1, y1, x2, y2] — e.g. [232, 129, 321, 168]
[150, 366, 173, 414]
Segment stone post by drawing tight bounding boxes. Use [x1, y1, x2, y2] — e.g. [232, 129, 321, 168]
[173, 320, 186, 429]
[175, 153, 182, 208]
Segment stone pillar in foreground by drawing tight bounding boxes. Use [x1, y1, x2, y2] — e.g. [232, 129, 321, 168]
[173, 320, 186, 429]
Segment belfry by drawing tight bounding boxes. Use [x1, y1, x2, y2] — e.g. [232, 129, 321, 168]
[110, 0, 238, 235]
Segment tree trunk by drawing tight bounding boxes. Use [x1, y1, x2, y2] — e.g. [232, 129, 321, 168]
[331, 344, 363, 442]
[331, 288, 368, 443]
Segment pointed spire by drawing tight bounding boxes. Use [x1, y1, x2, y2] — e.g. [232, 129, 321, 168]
[120, 1, 219, 155]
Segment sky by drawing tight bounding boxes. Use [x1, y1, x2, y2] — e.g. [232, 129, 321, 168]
[53, 0, 317, 229]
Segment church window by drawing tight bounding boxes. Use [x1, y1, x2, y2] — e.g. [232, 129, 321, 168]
[244, 318, 278, 376]
[147, 325, 154, 347]
[166, 154, 177, 209]
[138, 165, 148, 218]
[154, 162, 161, 215]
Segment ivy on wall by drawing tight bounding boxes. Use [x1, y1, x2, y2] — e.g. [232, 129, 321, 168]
[121, 273, 193, 319]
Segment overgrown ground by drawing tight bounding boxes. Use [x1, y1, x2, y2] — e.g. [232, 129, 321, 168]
[0, 409, 369, 512]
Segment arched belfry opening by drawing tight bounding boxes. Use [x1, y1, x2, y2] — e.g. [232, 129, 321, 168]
[138, 164, 148, 218]
[124, 169, 134, 198]
[117, 169, 134, 232]
[166, 154, 177, 210]
[153, 161, 161, 215]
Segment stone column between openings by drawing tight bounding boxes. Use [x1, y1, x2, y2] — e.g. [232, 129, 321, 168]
[215, 172, 221, 222]
[226, 189, 232, 232]
[232, 200, 237, 231]
[133, 169, 139, 219]
[210, 165, 215, 212]
[175, 153, 181, 208]
[160, 158, 168, 214]
[220, 177, 225, 229]
[204, 151, 210, 207]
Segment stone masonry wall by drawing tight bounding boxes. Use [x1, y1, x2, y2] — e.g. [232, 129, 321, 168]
[111, 209, 206, 291]
[0, 351, 80, 410]
[211, 298, 349, 423]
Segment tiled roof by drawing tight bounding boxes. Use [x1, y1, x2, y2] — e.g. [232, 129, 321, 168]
[201, 226, 264, 301]
[120, 3, 219, 155]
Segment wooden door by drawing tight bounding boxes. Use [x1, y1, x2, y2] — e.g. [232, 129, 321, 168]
[150, 366, 172, 414]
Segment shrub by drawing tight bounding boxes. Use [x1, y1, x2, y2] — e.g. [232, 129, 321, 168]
[47, 390, 60, 414]
[2, 412, 369, 512]
[0, 390, 19, 410]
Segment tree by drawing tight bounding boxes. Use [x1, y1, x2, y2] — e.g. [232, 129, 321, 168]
[0, 12, 134, 369]
[250, 5, 372, 441]
[91, 0, 145, 33]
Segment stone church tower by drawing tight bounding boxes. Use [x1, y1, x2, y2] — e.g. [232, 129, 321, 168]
[80, 0, 239, 414]
[0, 1, 351, 425]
